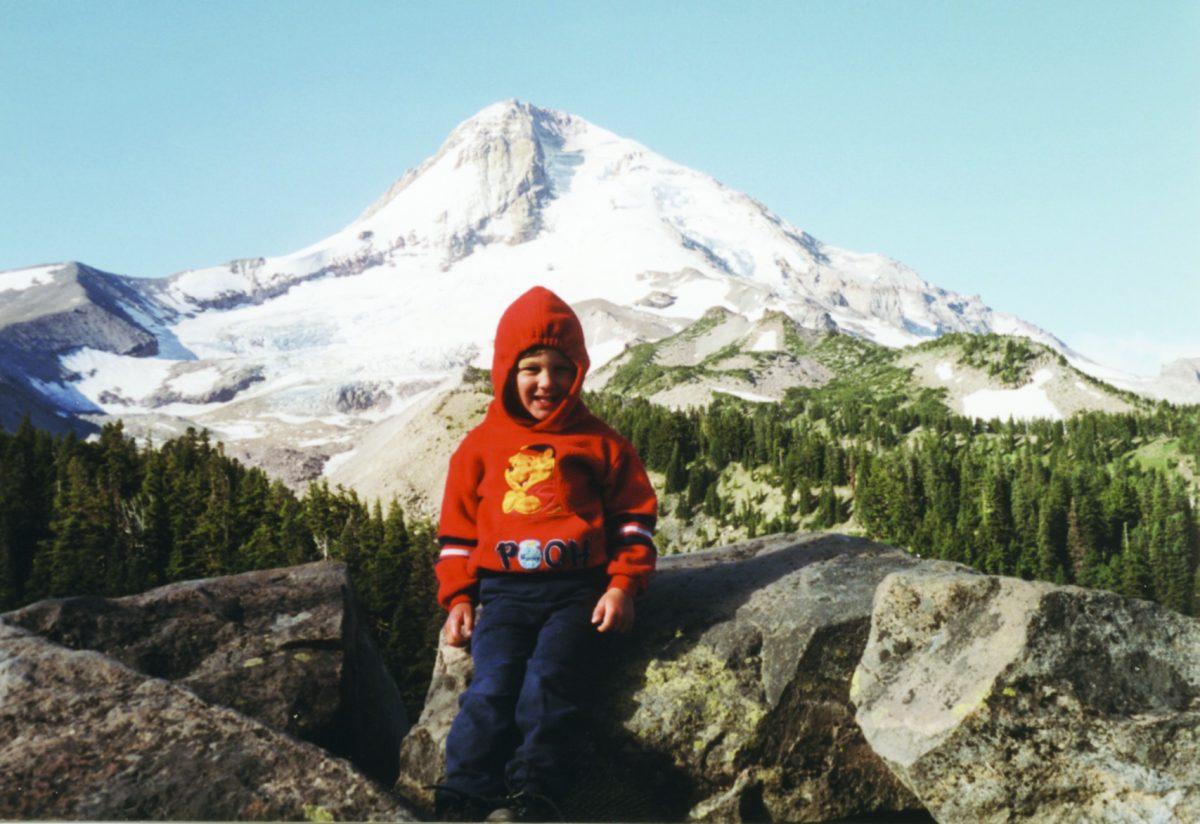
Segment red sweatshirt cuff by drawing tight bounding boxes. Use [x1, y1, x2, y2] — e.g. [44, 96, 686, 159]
[447, 593, 474, 610]
[608, 574, 645, 597]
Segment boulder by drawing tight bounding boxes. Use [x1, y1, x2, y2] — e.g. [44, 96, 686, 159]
[2, 561, 406, 784]
[0, 621, 415, 821]
[851, 568, 1200, 823]
[397, 532, 926, 821]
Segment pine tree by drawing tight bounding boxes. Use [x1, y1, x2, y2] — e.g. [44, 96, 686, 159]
[979, 460, 1013, 574]
[815, 484, 841, 528]
[304, 480, 341, 561]
[125, 449, 172, 590]
[1066, 499, 1091, 584]
[37, 455, 109, 596]
[274, 481, 314, 565]
[1116, 522, 1153, 601]
[0, 416, 54, 606]
[0, 510, 14, 609]
[337, 509, 365, 570]
[1155, 485, 1195, 615]
[197, 457, 236, 577]
[1035, 476, 1070, 583]
[954, 451, 983, 565]
[665, 442, 687, 494]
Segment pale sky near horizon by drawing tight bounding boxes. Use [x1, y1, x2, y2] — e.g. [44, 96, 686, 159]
[2, 1, 1197, 376]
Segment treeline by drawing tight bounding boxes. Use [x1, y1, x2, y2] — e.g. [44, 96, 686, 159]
[3, 382, 1198, 716]
[0, 417, 440, 711]
[587, 391, 1200, 617]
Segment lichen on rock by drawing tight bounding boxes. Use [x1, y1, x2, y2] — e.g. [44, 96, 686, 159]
[623, 642, 766, 774]
[398, 532, 925, 821]
[853, 567, 1200, 823]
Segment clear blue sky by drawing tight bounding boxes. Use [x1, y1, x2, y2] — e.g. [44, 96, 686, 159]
[2, 0, 1197, 374]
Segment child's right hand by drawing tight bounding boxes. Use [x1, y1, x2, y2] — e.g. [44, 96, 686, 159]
[443, 602, 475, 647]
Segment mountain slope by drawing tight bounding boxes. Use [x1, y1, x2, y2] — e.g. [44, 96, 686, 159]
[0, 100, 1190, 494]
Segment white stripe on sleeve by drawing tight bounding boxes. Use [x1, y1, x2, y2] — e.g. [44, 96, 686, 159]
[619, 523, 654, 542]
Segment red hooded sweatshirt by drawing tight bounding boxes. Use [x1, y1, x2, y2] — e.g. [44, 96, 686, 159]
[435, 286, 658, 610]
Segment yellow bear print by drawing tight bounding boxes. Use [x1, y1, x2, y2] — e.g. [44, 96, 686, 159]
[503, 445, 558, 515]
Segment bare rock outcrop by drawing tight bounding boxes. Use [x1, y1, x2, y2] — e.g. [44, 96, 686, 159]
[852, 568, 1200, 823]
[2, 561, 406, 785]
[397, 532, 925, 822]
[0, 621, 414, 821]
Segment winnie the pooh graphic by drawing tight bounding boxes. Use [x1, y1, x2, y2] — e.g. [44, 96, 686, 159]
[502, 445, 560, 515]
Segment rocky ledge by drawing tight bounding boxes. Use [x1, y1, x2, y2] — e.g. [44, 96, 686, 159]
[0, 562, 415, 820]
[2, 535, 1196, 822]
[400, 533, 1199, 823]
[852, 567, 1200, 823]
[399, 533, 927, 821]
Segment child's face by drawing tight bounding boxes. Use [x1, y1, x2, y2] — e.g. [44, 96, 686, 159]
[515, 348, 576, 421]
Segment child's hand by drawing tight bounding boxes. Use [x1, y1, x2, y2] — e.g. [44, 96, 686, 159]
[443, 602, 474, 646]
[591, 587, 634, 633]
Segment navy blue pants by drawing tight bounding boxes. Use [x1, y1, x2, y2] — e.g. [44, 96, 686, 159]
[443, 570, 605, 800]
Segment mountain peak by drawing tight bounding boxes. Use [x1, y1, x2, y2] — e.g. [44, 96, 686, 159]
[454, 98, 541, 131]
[452, 99, 583, 139]
[347, 101, 642, 269]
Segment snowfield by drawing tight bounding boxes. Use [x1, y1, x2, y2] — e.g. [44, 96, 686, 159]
[962, 369, 1062, 422]
[0, 264, 60, 292]
[60, 348, 176, 406]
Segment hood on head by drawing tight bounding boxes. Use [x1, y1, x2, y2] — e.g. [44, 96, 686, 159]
[489, 286, 590, 431]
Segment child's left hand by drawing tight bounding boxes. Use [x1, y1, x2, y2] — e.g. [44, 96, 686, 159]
[592, 587, 634, 633]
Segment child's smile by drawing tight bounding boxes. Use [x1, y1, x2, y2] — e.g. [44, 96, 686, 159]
[515, 348, 576, 421]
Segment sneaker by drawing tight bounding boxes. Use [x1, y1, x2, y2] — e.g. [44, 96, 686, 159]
[429, 785, 496, 822]
[483, 805, 518, 823]
[484, 790, 563, 823]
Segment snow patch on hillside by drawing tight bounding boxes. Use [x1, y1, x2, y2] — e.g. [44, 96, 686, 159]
[60, 348, 176, 407]
[26, 376, 97, 412]
[168, 366, 223, 395]
[211, 420, 266, 441]
[716, 387, 775, 403]
[749, 330, 780, 352]
[830, 311, 925, 348]
[962, 368, 1062, 422]
[0, 264, 60, 292]
[588, 339, 628, 370]
[322, 448, 357, 476]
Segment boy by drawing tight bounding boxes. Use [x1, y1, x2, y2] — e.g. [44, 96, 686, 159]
[433, 286, 657, 822]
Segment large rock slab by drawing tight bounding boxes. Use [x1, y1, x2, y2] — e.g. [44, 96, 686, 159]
[397, 532, 926, 821]
[0, 621, 414, 820]
[2, 561, 406, 784]
[852, 568, 1200, 823]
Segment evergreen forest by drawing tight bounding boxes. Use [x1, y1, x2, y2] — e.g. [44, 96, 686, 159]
[1, 382, 1198, 713]
[0, 418, 439, 712]
[587, 389, 1200, 617]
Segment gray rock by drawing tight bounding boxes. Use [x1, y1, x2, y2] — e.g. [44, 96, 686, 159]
[2, 561, 406, 785]
[0, 621, 414, 821]
[397, 532, 925, 821]
[852, 568, 1200, 823]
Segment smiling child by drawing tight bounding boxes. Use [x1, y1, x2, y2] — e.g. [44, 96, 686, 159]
[431, 286, 657, 821]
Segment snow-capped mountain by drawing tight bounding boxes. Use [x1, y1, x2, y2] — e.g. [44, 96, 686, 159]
[145, 100, 1060, 349]
[0, 100, 1194, 488]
